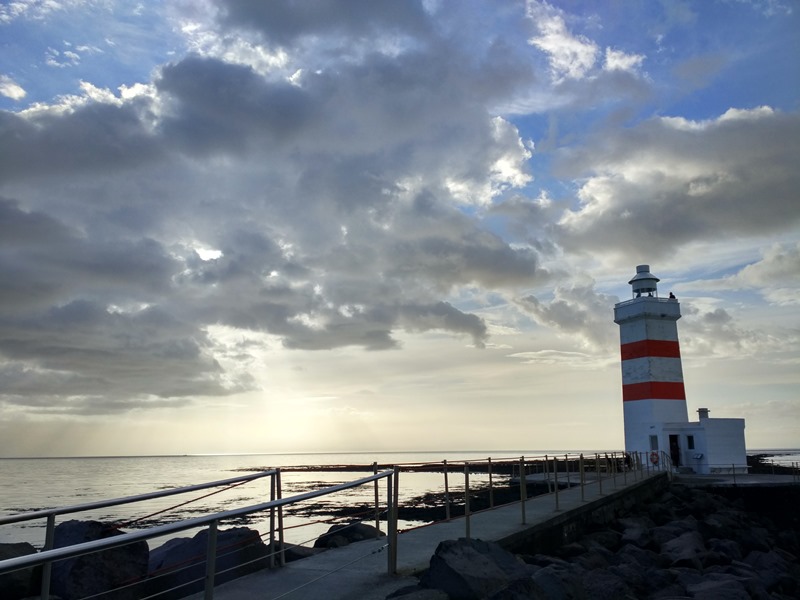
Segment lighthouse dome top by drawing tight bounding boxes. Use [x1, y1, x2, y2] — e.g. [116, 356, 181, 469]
[628, 264, 660, 296]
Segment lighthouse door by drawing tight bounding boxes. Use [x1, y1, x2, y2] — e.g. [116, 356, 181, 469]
[669, 434, 681, 467]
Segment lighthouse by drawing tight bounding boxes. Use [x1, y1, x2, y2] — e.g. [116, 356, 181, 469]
[613, 265, 747, 474]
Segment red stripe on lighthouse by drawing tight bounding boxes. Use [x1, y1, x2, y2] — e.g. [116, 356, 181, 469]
[622, 381, 686, 402]
[620, 339, 680, 361]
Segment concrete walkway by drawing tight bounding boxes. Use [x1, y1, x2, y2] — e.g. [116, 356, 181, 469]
[190, 468, 667, 600]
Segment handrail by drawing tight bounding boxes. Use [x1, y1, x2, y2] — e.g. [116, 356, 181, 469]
[0, 470, 395, 576]
[0, 470, 277, 526]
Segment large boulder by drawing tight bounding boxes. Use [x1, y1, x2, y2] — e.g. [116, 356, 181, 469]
[50, 520, 149, 600]
[421, 538, 535, 600]
[313, 521, 384, 548]
[660, 530, 706, 570]
[146, 526, 268, 599]
[0, 542, 40, 600]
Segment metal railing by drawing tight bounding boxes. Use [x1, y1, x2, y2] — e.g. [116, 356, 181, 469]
[0, 452, 674, 599]
[0, 468, 398, 600]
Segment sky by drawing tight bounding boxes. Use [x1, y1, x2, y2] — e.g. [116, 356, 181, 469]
[0, 0, 798, 458]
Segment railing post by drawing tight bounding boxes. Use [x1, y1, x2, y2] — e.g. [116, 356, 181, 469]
[373, 462, 380, 537]
[488, 457, 494, 508]
[553, 456, 560, 511]
[276, 469, 285, 567]
[464, 463, 471, 539]
[544, 454, 551, 493]
[443, 460, 451, 521]
[387, 467, 399, 575]
[39, 514, 55, 600]
[203, 520, 218, 600]
[579, 454, 585, 502]
[732, 464, 737, 486]
[269, 474, 276, 569]
[597, 453, 603, 495]
[565, 453, 570, 487]
[519, 456, 527, 525]
[623, 452, 627, 485]
[612, 453, 618, 489]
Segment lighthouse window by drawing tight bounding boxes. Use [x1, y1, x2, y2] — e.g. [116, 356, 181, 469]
[687, 435, 695, 450]
[649, 435, 659, 451]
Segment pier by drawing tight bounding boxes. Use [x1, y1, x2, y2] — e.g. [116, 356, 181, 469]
[187, 468, 669, 600]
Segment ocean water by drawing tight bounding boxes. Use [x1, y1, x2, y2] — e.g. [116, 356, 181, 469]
[0, 450, 555, 550]
[1, 449, 795, 551]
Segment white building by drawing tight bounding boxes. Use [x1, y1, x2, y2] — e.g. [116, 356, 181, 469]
[613, 265, 747, 474]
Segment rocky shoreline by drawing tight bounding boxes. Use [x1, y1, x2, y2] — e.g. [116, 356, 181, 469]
[391, 482, 800, 599]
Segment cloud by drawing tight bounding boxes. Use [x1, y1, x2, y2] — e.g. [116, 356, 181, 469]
[515, 281, 619, 351]
[0, 75, 26, 100]
[527, 0, 598, 82]
[685, 243, 800, 305]
[216, 0, 432, 47]
[555, 107, 800, 258]
[603, 47, 645, 73]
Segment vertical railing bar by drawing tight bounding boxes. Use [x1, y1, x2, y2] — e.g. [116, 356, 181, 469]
[565, 453, 570, 487]
[373, 462, 380, 537]
[612, 452, 618, 489]
[203, 520, 218, 600]
[597, 453, 603, 495]
[443, 460, 451, 522]
[39, 513, 55, 600]
[387, 467, 399, 575]
[488, 457, 494, 509]
[276, 469, 285, 567]
[579, 453, 585, 502]
[269, 474, 276, 569]
[553, 456, 560, 511]
[464, 463, 471, 540]
[544, 454, 551, 493]
[519, 456, 526, 525]
[623, 452, 627, 485]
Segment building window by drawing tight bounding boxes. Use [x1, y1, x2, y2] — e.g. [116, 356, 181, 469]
[649, 435, 658, 451]
[687, 435, 695, 450]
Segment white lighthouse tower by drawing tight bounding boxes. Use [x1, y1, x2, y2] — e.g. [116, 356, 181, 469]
[614, 265, 747, 473]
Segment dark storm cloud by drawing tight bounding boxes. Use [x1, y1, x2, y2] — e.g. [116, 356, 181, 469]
[217, 0, 431, 46]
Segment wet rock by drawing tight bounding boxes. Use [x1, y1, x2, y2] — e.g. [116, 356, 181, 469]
[0, 542, 40, 600]
[50, 520, 149, 600]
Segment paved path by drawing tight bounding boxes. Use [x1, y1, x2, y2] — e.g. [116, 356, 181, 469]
[190, 468, 665, 600]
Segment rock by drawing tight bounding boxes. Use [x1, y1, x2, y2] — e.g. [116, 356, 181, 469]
[580, 568, 632, 600]
[313, 521, 384, 549]
[0, 542, 40, 600]
[619, 523, 651, 549]
[660, 531, 706, 570]
[530, 564, 586, 600]
[421, 538, 534, 600]
[146, 526, 267, 599]
[686, 575, 750, 600]
[706, 537, 742, 561]
[50, 520, 148, 600]
[486, 577, 546, 600]
[581, 529, 622, 552]
[387, 585, 450, 599]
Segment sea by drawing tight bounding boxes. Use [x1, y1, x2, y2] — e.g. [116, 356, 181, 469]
[1, 449, 798, 552]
